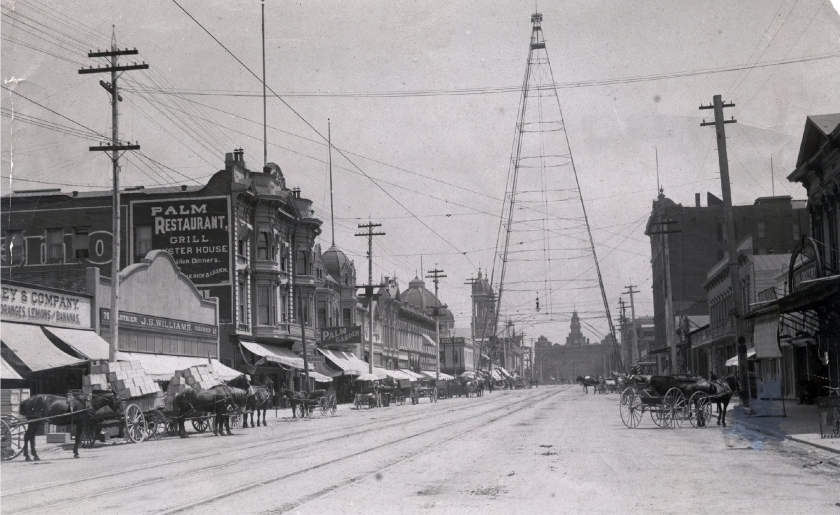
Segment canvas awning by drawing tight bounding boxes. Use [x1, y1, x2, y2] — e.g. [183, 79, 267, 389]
[420, 370, 454, 381]
[398, 368, 424, 380]
[725, 348, 757, 367]
[43, 327, 109, 360]
[421, 334, 437, 347]
[1, 322, 86, 371]
[240, 340, 309, 370]
[2, 356, 23, 380]
[497, 367, 512, 378]
[115, 351, 241, 381]
[490, 370, 503, 381]
[317, 348, 369, 375]
[753, 312, 782, 359]
[307, 370, 333, 383]
[383, 369, 413, 381]
[314, 360, 343, 378]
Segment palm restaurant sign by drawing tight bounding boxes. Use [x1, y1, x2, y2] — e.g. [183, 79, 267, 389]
[130, 197, 231, 286]
[1, 284, 92, 328]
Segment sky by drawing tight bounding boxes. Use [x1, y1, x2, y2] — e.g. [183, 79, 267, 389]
[2, 0, 840, 344]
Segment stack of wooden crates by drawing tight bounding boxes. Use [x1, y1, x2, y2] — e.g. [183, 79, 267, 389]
[164, 365, 221, 413]
[84, 360, 163, 399]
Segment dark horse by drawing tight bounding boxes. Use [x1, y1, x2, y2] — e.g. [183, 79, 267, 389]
[679, 374, 739, 427]
[281, 388, 326, 418]
[19, 390, 118, 460]
[576, 375, 600, 394]
[245, 382, 273, 428]
[174, 374, 250, 437]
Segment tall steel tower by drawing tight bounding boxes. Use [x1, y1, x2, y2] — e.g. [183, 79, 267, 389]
[490, 13, 623, 372]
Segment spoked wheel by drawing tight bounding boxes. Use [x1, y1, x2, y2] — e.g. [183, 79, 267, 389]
[1, 416, 24, 461]
[394, 393, 405, 406]
[80, 422, 99, 448]
[688, 392, 712, 428]
[663, 388, 686, 429]
[319, 397, 329, 415]
[650, 406, 666, 427]
[229, 413, 242, 428]
[329, 396, 338, 416]
[296, 403, 308, 418]
[124, 404, 147, 443]
[619, 388, 642, 429]
[411, 392, 419, 405]
[146, 410, 167, 440]
[431, 391, 437, 403]
[192, 417, 211, 433]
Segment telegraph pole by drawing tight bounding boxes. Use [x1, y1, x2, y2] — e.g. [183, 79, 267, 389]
[618, 298, 628, 371]
[700, 94, 750, 409]
[355, 222, 385, 373]
[465, 276, 476, 370]
[622, 286, 640, 366]
[426, 267, 447, 380]
[79, 30, 148, 362]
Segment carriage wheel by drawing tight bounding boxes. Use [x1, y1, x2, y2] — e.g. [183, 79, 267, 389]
[650, 406, 666, 427]
[296, 403, 308, 418]
[663, 388, 686, 429]
[431, 390, 438, 403]
[146, 410, 167, 440]
[688, 392, 711, 428]
[330, 396, 338, 416]
[319, 397, 329, 415]
[229, 412, 242, 428]
[80, 422, 99, 448]
[396, 393, 405, 406]
[1, 416, 24, 461]
[192, 417, 211, 433]
[124, 404, 147, 443]
[619, 388, 642, 429]
[411, 391, 419, 405]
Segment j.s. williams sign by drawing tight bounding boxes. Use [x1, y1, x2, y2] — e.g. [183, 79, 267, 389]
[100, 309, 218, 337]
[131, 197, 231, 286]
[320, 326, 362, 345]
[1, 284, 91, 328]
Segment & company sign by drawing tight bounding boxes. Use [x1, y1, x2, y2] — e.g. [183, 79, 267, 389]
[1, 283, 91, 328]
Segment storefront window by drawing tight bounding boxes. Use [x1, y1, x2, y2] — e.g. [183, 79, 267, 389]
[136, 225, 152, 257]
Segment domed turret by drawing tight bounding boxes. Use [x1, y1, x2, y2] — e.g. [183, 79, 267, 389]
[322, 245, 354, 286]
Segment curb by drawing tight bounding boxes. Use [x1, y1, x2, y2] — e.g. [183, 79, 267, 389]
[733, 418, 840, 455]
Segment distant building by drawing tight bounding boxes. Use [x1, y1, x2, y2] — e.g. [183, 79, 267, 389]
[646, 190, 809, 374]
[534, 311, 612, 382]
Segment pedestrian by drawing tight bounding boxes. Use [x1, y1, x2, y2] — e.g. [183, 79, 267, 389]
[488, 379, 494, 394]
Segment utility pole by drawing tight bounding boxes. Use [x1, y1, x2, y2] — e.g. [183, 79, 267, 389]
[355, 222, 385, 373]
[79, 30, 147, 362]
[623, 286, 640, 367]
[700, 94, 750, 409]
[426, 267, 447, 380]
[261, 0, 267, 166]
[618, 298, 628, 372]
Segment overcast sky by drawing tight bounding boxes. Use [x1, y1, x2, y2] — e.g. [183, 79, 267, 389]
[3, 0, 840, 343]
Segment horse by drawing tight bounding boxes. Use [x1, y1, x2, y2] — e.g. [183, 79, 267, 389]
[19, 390, 119, 460]
[174, 374, 250, 437]
[678, 374, 739, 427]
[576, 375, 600, 394]
[245, 386, 273, 427]
[281, 388, 327, 417]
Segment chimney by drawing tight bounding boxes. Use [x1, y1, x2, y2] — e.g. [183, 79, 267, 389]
[181, 185, 188, 191]
[72, 191, 79, 197]
[695, 193, 701, 207]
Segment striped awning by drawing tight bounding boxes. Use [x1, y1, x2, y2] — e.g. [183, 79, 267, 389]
[2, 356, 23, 380]
[316, 348, 369, 375]
[240, 340, 310, 370]
[1, 323, 86, 371]
[43, 327, 109, 360]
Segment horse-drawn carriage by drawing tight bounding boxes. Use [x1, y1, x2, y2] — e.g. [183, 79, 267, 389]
[290, 389, 337, 417]
[619, 375, 716, 429]
[411, 379, 438, 404]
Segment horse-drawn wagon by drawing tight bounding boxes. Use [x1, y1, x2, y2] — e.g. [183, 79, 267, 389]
[619, 374, 725, 429]
[411, 379, 438, 404]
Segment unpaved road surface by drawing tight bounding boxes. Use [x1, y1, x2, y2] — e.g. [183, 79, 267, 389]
[2, 385, 839, 514]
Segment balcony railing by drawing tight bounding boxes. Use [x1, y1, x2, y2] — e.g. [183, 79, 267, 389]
[692, 317, 754, 348]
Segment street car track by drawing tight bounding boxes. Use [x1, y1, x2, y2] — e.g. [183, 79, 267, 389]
[3, 387, 567, 514]
[161, 386, 566, 515]
[2, 387, 513, 497]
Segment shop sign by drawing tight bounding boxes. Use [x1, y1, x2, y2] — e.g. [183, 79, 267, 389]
[319, 326, 362, 345]
[100, 308, 218, 337]
[440, 337, 465, 345]
[131, 197, 231, 285]
[1, 284, 91, 328]
[788, 237, 823, 293]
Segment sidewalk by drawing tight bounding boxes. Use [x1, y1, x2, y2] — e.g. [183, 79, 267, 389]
[730, 397, 840, 454]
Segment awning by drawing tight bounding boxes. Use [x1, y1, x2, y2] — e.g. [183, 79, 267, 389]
[43, 327, 109, 360]
[307, 370, 333, 383]
[398, 368, 424, 380]
[314, 360, 343, 378]
[724, 348, 757, 367]
[753, 312, 782, 359]
[778, 275, 840, 313]
[240, 340, 310, 370]
[497, 367, 512, 378]
[420, 370, 454, 381]
[421, 334, 437, 347]
[115, 351, 241, 381]
[490, 370, 502, 381]
[1, 323, 86, 371]
[383, 369, 413, 380]
[371, 367, 389, 379]
[317, 348, 369, 375]
[2, 356, 23, 380]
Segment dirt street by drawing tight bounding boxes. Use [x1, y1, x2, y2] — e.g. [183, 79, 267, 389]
[2, 386, 838, 514]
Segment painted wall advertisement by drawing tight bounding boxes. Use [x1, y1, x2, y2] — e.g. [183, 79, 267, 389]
[1, 284, 92, 328]
[131, 197, 231, 286]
